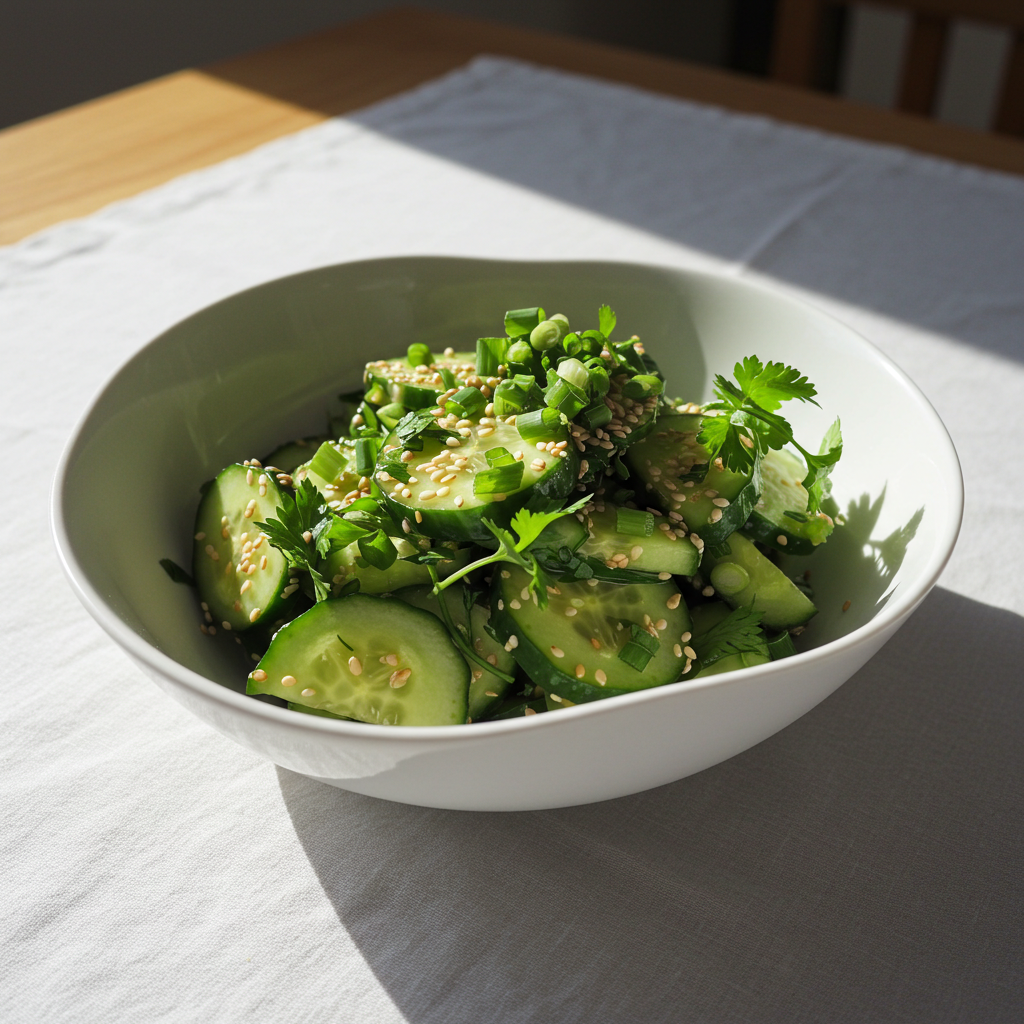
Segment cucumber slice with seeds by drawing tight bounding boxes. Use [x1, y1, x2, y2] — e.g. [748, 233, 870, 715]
[364, 351, 477, 409]
[627, 414, 759, 548]
[701, 532, 816, 630]
[576, 504, 700, 577]
[263, 437, 327, 476]
[193, 464, 296, 631]
[689, 602, 771, 677]
[741, 449, 834, 555]
[378, 416, 578, 542]
[490, 566, 692, 704]
[248, 595, 469, 725]
[394, 585, 516, 720]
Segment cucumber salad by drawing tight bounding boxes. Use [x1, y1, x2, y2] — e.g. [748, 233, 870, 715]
[165, 305, 843, 726]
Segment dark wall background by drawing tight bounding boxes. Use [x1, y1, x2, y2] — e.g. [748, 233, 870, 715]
[0, 1, 738, 130]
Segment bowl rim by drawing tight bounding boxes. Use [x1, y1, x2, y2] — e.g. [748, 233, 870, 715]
[51, 255, 964, 742]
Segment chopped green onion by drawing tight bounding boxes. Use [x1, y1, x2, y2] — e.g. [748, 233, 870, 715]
[445, 386, 486, 418]
[622, 374, 664, 399]
[309, 441, 349, 482]
[364, 383, 387, 406]
[545, 377, 588, 418]
[618, 623, 659, 672]
[485, 446, 516, 467]
[587, 365, 610, 397]
[516, 407, 562, 443]
[783, 510, 809, 523]
[504, 307, 544, 338]
[556, 357, 589, 390]
[476, 337, 509, 377]
[767, 632, 797, 660]
[707, 541, 732, 558]
[473, 461, 525, 495]
[376, 402, 406, 429]
[492, 376, 543, 416]
[407, 343, 433, 367]
[562, 332, 582, 357]
[530, 319, 566, 352]
[354, 401, 378, 434]
[506, 339, 534, 367]
[615, 507, 654, 537]
[438, 366, 457, 390]
[578, 401, 612, 431]
[709, 562, 750, 597]
[401, 384, 440, 410]
[354, 438, 379, 476]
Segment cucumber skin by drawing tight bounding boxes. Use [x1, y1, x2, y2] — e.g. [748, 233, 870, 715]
[488, 584, 638, 705]
[741, 514, 817, 557]
[381, 446, 580, 543]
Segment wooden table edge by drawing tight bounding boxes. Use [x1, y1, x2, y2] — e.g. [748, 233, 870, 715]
[3, 7, 1023, 246]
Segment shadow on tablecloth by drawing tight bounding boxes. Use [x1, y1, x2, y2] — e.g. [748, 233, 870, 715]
[277, 586, 1023, 1024]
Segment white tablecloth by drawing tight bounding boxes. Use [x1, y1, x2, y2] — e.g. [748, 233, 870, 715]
[3, 58, 1021, 1023]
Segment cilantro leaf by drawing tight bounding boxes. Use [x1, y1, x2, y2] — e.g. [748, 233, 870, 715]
[393, 409, 459, 451]
[261, 479, 336, 602]
[598, 304, 617, 338]
[733, 356, 818, 411]
[802, 417, 843, 514]
[509, 494, 591, 550]
[692, 605, 767, 669]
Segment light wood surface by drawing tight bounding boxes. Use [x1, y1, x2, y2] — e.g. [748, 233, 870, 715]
[4, 6, 1024, 246]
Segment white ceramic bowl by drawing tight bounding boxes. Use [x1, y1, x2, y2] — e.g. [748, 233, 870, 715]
[52, 257, 962, 811]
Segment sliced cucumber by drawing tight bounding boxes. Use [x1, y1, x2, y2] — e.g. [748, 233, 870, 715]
[483, 696, 547, 720]
[378, 414, 578, 543]
[689, 602, 771, 677]
[394, 585, 515, 720]
[325, 537, 471, 596]
[741, 448, 834, 555]
[193, 464, 297, 631]
[576, 503, 700, 577]
[364, 351, 477, 409]
[701, 532, 817, 630]
[490, 566, 692, 704]
[627, 413, 759, 548]
[247, 595, 469, 725]
[263, 436, 328, 476]
[287, 702, 351, 719]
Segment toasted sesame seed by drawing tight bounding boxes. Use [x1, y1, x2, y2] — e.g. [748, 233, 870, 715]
[842, 600, 852, 612]
[246, 469, 254, 486]
[249, 608, 261, 623]
[659, 572, 673, 582]
[390, 669, 411, 688]
[300, 688, 316, 697]
[420, 490, 436, 500]
[683, 645, 697, 660]
[777, 535, 788, 546]
[454, 495, 464, 508]
[524, 707, 537, 716]
[436, 485, 450, 497]
[505, 635, 519, 651]
[415, 510, 423, 523]
[630, 545, 643, 560]
[240, 580, 252, 594]
[595, 670, 607, 686]
[564, 607, 577, 617]
[385, 654, 398, 666]
[702, 585, 715, 597]
[550, 646, 565, 658]
[484, 690, 498, 697]
[486, 654, 498, 666]
[252, 669, 267, 682]
[281, 675, 297, 687]
[510, 599, 521, 610]
[666, 593, 681, 609]
[446, 438, 461, 448]
[244, 499, 256, 519]
[590, 637, 601, 650]
[673, 644, 683, 657]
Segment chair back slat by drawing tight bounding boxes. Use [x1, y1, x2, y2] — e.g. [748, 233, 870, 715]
[994, 31, 1024, 133]
[897, 13, 949, 113]
[771, 0, 824, 86]
[770, 0, 1024, 135]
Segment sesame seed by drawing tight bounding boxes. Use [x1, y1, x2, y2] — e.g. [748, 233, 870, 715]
[446, 438, 461, 448]
[240, 580, 252, 594]
[402, 519, 412, 534]
[246, 469, 254, 486]
[684, 645, 697, 660]
[484, 690, 498, 697]
[259, 555, 267, 570]
[486, 654, 498, 666]
[281, 675, 297, 687]
[630, 545, 643, 560]
[842, 600, 852, 612]
[550, 646, 565, 658]
[777, 535, 788, 546]
[595, 670, 607, 686]
[402, 488, 412, 499]
[590, 637, 601, 650]
[575, 664, 585, 679]
[415, 510, 423, 523]
[673, 644, 683, 657]
[681, 631, 692, 642]
[564, 607, 577, 617]
[436, 486, 450, 497]
[390, 669, 411, 688]
[252, 669, 267, 682]
[702, 585, 715, 597]
[524, 707, 537, 716]
[510, 599, 521, 610]
[249, 608, 261, 623]
[300, 688, 316, 697]
[504, 635, 519, 651]
[244, 499, 256, 518]
[454, 495, 464, 508]
[712, 497, 730, 507]
[420, 490, 436, 500]
[385, 654, 398, 666]
[666, 593, 681, 609]
[709, 509, 723, 523]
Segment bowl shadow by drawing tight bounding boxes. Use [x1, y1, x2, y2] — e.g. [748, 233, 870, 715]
[276, 586, 1023, 1022]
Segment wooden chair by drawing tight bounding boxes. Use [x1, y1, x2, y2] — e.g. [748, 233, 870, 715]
[771, 0, 1024, 133]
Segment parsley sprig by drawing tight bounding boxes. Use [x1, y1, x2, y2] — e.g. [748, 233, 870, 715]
[260, 479, 335, 601]
[697, 356, 842, 513]
[431, 496, 592, 609]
